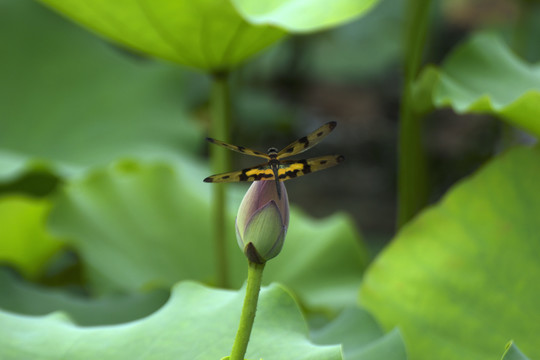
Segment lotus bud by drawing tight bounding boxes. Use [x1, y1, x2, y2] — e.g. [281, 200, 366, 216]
[235, 181, 289, 264]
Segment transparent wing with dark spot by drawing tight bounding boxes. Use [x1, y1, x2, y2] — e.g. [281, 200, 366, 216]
[277, 155, 344, 180]
[206, 138, 269, 159]
[276, 121, 337, 159]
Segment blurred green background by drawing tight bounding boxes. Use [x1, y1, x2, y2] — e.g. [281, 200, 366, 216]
[3, 0, 539, 239]
[2, 0, 540, 359]
[2, 0, 540, 285]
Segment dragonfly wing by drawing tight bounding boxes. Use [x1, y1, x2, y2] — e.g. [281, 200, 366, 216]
[204, 155, 344, 182]
[276, 121, 337, 159]
[206, 138, 269, 159]
[278, 155, 344, 181]
[204, 163, 275, 183]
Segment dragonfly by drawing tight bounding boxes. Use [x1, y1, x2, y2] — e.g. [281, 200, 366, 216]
[203, 121, 344, 199]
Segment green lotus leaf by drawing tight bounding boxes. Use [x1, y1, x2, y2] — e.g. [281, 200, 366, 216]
[413, 32, 540, 137]
[0, 282, 341, 360]
[311, 307, 407, 360]
[0, 0, 203, 182]
[360, 146, 540, 359]
[48, 158, 367, 311]
[501, 341, 530, 360]
[267, 211, 367, 310]
[0, 269, 168, 326]
[0, 196, 63, 279]
[36, 0, 286, 71]
[231, 0, 379, 33]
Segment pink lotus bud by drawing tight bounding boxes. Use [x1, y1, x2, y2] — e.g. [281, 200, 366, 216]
[235, 181, 289, 264]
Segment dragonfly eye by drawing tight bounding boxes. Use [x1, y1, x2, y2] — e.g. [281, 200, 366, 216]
[267, 147, 278, 154]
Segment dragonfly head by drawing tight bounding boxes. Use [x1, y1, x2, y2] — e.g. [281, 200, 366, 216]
[267, 147, 278, 155]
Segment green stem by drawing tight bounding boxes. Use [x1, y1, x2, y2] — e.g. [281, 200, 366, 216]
[511, 0, 535, 60]
[210, 72, 232, 288]
[230, 261, 265, 360]
[397, 0, 433, 229]
[501, 0, 537, 149]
